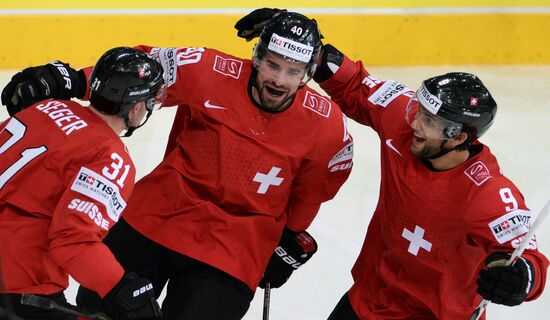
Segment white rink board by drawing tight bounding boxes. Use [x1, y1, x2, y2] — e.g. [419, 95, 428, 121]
[1, 65, 549, 319]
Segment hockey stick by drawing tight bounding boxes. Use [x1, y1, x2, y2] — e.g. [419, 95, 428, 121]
[469, 199, 550, 320]
[20, 294, 112, 320]
[263, 282, 271, 320]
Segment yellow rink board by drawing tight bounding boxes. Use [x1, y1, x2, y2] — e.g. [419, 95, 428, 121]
[3, 1, 550, 9]
[1, 2, 550, 68]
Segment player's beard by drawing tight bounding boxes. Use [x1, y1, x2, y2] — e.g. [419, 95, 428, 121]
[410, 133, 449, 159]
[255, 80, 296, 112]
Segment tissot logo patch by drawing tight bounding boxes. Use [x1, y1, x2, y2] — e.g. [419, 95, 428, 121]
[303, 91, 331, 117]
[464, 161, 492, 186]
[368, 81, 410, 108]
[328, 141, 354, 171]
[489, 209, 531, 244]
[70, 167, 126, 222]
[150, 47, 179, 87]
[213, 55, 243, 79]
[267, 33, 314, 63]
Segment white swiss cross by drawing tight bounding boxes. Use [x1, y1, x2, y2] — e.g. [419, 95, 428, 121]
[253, 166, 284, 194]
[402, 225, 432, 256]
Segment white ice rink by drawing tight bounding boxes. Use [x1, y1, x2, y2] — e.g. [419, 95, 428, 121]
[1, 65, 549, 319]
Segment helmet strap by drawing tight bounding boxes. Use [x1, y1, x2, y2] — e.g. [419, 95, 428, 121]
[426, 140, 457, 160]
[122, 108, 153, 138]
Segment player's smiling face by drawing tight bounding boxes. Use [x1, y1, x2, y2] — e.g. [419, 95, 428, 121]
[409, 107, 446, 157]
[252, 52, 307, 112]
[410, 132, 446, 158]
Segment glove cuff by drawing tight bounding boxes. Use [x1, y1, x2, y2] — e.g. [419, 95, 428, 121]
[518, 257, 536, 296]
[76, 69, 87, 99]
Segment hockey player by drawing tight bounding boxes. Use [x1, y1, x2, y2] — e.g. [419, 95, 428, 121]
[319, 66, 549, 320]
[2, 11, 353, 319]
[234, 8, 549, 320]
[0, 47, 164, 319]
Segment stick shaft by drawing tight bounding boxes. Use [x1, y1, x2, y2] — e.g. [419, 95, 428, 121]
[263, 282, 271, 320]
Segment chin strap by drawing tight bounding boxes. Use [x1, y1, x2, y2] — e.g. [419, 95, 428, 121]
[122, 109, 153, 138]
[426, 140, 457, 160]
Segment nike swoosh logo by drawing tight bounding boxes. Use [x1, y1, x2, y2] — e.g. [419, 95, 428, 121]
[204, 100, 226, 110]
[385, 138, 403, 157]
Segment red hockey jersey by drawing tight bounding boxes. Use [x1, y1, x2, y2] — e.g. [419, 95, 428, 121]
[0, 100, 132, 297]
[121, 46, 353, 290]
[319, 56, 549, 319]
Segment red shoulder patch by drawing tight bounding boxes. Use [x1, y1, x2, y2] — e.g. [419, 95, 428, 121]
[303, 91, 332, 118]
[464, 161, 492, 186]
[212, 55, 243, 79]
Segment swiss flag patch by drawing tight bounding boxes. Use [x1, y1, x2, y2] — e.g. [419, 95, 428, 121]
[303, 91, 331, 118]
[464, 161, 492, 186]
[213, 55, 243, 79]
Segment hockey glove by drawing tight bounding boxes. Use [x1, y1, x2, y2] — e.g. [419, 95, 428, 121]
[234, 8, 286, 41]
[1, 61, 86, 116]
[259, 227, 318, 289]
[477, 251, 535, 306]
[102, 272, 162, 320]
[313, 44, 344, 83]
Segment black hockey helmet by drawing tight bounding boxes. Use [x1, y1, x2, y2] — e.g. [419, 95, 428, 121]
[89, 47, 165, 118]
[253, 11, 322, 77]
[407, 72, 497, 140]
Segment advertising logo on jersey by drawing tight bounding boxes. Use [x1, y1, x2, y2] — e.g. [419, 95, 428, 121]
[417, 84, 443, 115]
[70, 167, 126, 222]
[464, 161, 492, 186]
[368, 81, 411, 108]
[67, 198, 110, 230]
[303, 91, 331, 117]
[150, 47, 179, 87]
[328, 141, 354, 172]
[268, 33, 314, 63]
[511, 234, 538, 250]
[489, 209, 532, 244]
[361, 74, 382, 89]
[213, 55, 243, 79]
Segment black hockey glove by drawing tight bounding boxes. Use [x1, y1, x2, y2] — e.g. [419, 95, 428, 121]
[259, 227, 318, 289]
[1, 61, 86, 116]
[477, 251, 535, 306]
[313, 44, 344, 83]
[234, 8, 286, 41]
[102, 272, 162, 320]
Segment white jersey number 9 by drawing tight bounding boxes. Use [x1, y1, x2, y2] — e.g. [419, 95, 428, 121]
[499, 187, 518, 212]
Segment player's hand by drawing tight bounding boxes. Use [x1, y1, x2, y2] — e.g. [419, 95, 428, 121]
[1, 61, 86, 116]
[259, 227, 317, 289]
[477, 251, 535, 306]
[103, 272, 162, 319]
[234, 8, 286, 41]
[313, 44, 344, 83]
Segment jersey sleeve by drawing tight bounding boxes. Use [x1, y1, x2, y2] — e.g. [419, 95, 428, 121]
[133, 45, 212, 108]
[317, 49, 414, 134]
[285, 114, 353, 231]
[467, 179, 549, 300]
[80, 45, 211, 109]
[47, 149, 136, 297]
